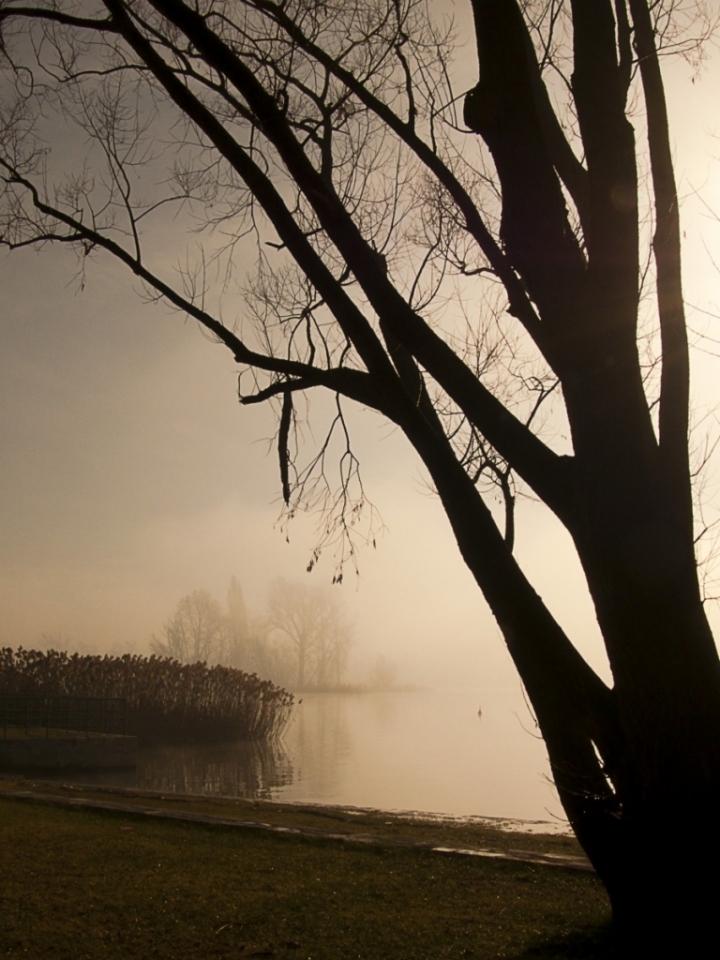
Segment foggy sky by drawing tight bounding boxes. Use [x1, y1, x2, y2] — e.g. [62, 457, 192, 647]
[2, 12, 720, 692]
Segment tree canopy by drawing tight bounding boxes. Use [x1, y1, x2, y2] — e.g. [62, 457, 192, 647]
[151, 577, 352, 689]
[2, 0, 719, 948]
[151, 588, 228, 663]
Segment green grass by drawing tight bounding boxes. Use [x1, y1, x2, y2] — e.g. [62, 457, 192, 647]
[0, 791, 613, 959]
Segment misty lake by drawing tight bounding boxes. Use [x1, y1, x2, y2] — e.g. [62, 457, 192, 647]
[62, 687, 566, 827]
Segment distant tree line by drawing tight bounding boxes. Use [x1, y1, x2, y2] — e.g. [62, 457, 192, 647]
[151, 577, 353, 692]
[0, 647, 293, 742]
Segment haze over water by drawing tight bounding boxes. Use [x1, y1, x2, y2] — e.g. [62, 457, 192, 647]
[64, 686, 564, 826]
[279, 687, 563, 823]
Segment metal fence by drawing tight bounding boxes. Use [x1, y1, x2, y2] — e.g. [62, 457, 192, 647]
[0, 695, 127, 738]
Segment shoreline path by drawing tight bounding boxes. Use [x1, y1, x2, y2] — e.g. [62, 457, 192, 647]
[2, 782, 592, 873]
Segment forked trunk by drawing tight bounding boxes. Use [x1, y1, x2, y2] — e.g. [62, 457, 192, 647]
[408, 409, 720, 949]
[554, 562, 720, 952]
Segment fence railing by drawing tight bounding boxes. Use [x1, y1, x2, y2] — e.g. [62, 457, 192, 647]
[0, 695, 127, 739]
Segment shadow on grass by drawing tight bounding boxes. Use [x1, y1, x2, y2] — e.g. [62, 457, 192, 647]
[509, 921, 615, 959]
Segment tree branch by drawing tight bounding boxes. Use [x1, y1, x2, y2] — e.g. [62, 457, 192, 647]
[465, 0, 587, 331]
[239, 0, 549, 352]
[0, 161, 387, 415]
[279, 390, 292, 505]
[0, 6, 119, 32]
[394, 391, 622, 862]
[570, 0, 639, 329]
[134, 0, 576, 520]
[101, 0, 402, 390]
[627, 0, 692, 521]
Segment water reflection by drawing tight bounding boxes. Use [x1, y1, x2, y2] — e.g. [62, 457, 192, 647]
[53, 688, 565, 824]
[135, 738, 294, 798]
[288, 693, 352, 796]
[39, 737, 294, 800]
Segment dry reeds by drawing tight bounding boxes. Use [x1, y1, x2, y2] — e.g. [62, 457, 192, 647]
[0, 648, 294, 743]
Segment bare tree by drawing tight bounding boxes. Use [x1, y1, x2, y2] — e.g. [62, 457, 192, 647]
[151, 589, 228, 663]
[1, 0, 719, 946]
[268, 577, 351, 689]
[224, 575, 287, 680]
[368, 653, 399, 691]
[225, 575, 252, 666]
[226, 576, 249, 641]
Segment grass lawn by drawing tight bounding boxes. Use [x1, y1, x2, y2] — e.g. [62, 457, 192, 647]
[0, 787, 613, 959]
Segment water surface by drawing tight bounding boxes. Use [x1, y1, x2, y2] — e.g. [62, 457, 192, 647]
[60, 686, 566, 826]
[278, 687, 563, 822]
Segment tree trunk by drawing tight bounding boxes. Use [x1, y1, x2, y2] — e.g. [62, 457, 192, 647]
[602, 784, 720, 954]
[398, 394, 720, 949]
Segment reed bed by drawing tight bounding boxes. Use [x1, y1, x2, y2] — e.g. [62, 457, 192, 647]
[0, 648, 294, 743]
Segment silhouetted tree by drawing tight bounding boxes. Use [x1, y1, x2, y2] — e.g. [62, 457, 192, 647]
[151, 589, 228, 663]
[224, 575, 254, 666]
[224, 576, 286, 680]
[268, 577, 351, 689]
[227, 577, 249, 641]
[1, 0, 719, 947]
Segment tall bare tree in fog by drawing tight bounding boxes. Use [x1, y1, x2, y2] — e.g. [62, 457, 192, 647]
[268, 578, 350, 689]
[2, 0, 720, 946]
[226, 576, 249, 641]
[151, 589, 228, 663]
[224, 575, 286, 680]
[225, 575, 255, 666]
